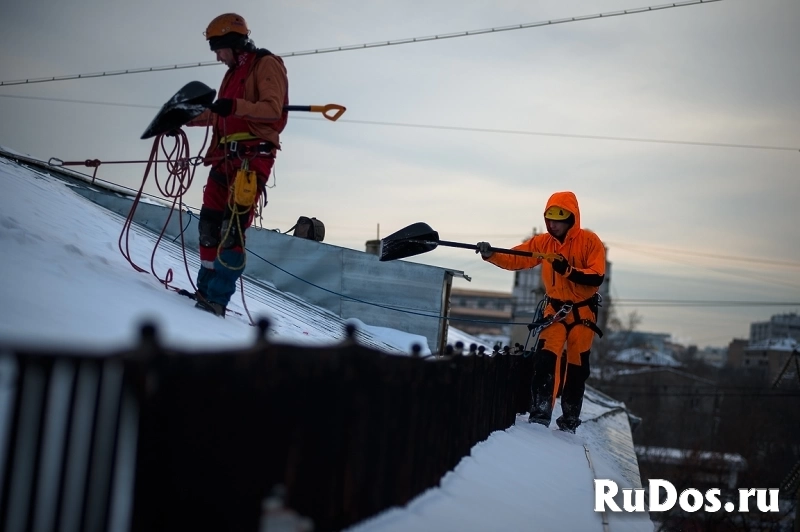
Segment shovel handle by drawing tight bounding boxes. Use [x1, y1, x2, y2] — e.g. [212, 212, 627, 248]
[283, 104, 346, 122]
[433, 240, 561, 260]
[312, 104, 346, 121]
[488, 247, 561, 261]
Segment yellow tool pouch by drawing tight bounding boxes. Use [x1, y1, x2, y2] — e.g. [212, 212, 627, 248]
[233, 161, 258, 208]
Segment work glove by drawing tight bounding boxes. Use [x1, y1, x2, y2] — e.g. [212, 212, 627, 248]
[475, 242, 493, 259]
[209, 98, 235, 117]
[551, 254, 572, 275]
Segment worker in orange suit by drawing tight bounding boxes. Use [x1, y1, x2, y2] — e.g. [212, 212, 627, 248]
[476, 191, 606, 433]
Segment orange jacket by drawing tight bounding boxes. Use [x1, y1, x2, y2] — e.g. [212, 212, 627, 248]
[188, 49, 288, 155]
[485, 191, 605, 303]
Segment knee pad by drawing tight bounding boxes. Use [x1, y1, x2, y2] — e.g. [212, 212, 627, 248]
[219, 211, 249, 249]
[220, 219, 241, 249]
[198, 207, 223, 248]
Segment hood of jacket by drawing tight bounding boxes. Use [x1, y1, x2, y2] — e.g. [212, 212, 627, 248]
[544, 191, 581, 242]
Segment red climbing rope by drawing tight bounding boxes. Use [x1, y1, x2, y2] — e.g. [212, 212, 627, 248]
[118, 127, 210, 293]
[61, 122, 257, 325]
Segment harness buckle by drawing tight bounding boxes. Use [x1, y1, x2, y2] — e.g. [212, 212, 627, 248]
[526, 302, 572, 332]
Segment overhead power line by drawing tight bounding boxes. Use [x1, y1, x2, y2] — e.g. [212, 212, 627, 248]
[611, 299, 800, 307]
[0, 94, 158, 110]
[607, 241, 800, 269]
[3, 93, 797, 153]
[292, 116, 800, 153]
[0, 0, 724, 87]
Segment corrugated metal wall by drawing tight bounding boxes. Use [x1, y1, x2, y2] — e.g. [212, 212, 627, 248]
[0, 351, 138, 532]
[73, 185, 460, 353]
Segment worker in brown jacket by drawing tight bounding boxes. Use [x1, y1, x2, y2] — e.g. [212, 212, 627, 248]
[476, 191, 606, 432]
[186, 13, 289, 317]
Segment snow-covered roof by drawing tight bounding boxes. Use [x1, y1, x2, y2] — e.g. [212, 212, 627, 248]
[608, 366, 716, 386]
[612, 347, 682, 367]
[1, 151, 651, 531]
[636, 446, 747, 469]
[350, 389, 649, 532]
[747, 337, 798, 352]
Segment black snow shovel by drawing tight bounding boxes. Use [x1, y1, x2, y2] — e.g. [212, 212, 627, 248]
[141, 81, 348, 139]
[378, 222, 561, 262]
[141, 81, 217, 139]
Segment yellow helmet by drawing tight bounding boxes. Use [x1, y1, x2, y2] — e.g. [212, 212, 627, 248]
[544, 206, 572, 221]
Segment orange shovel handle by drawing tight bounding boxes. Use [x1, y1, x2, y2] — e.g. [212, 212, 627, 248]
[309, 104, 346, 121]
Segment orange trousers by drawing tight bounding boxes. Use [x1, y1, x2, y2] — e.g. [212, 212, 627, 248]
[537, 303, 596, 409]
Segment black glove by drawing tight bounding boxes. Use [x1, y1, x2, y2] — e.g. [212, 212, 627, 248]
[209, 98, 235, 117]
[164, 129, 181, 138]
[551, 254, 571, 275]
[475, 242, 493, 259]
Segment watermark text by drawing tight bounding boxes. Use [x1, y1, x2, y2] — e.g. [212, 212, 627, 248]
[594, 480, 779, 513]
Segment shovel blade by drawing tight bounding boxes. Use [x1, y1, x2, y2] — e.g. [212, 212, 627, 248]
[140, 81, 216, 139]
[379, 222, 440, 262]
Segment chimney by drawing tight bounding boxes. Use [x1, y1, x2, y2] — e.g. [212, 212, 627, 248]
[365, 240, 381, 256]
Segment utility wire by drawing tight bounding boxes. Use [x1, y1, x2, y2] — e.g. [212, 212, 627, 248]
[0, 0, 725, 87]
[292, 116, 800, 153]
[610, 299, 800, 307]
[607, 241, 800, 269]
[3, 93, 797, 153]
[613, 244, 800, 291]
[591, 391, 800, 398]
[0, 93, 158, 110]
[3, 147, 793, 273]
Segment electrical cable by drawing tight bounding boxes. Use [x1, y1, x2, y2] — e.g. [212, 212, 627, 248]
[607, 241, 800, 269]
[0, 0, 726, 87]
[3, 93, 797, 153]
[611, 299, 800, 307]
[291, 115, 800, 153]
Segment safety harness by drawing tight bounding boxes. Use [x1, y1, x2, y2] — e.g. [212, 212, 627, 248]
[213, 133, 275, 270]
[547, 294, 604, 338]
[219, 132, 276, 160]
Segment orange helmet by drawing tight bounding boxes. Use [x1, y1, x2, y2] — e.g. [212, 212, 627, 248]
[205, 14, 251, 51]
[205, 13, 249, 39]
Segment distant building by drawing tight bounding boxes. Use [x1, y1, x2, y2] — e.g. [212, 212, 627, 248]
[741, 337, 799, 385]
[750, 312, 800, 343]
[725, 338, 748, 369]
[599, 368, 720, 448]
[636, 446, 746, 490]
[448, 287, 513, 337]
[694, 346, 727, 368]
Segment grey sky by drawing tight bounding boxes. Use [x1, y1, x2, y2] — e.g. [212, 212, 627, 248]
[1, 0, 798, 347]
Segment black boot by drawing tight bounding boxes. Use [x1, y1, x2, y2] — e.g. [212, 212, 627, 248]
[528, 394, 553, 427]
[195, 299, 226, 317]
[557, 351, 591, 433]
[555, 416, 580, 434]
[528, 350, 557, 426]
